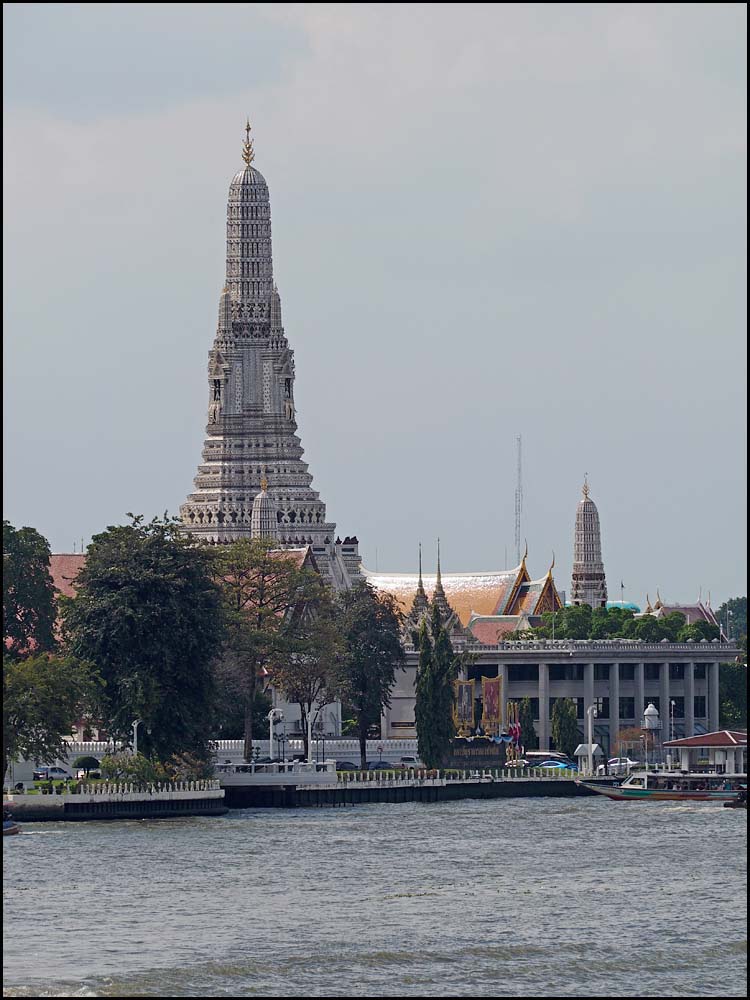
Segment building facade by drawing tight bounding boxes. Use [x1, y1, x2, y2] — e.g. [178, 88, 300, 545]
[179, 124, 361, 590]
[384, 637, 740, 753]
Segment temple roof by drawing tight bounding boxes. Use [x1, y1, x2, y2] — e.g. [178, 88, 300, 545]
[49, 554, 87, 598]
[466, 615, 525, 645]
[663, 730, 747, 749]
[363, 566, 524, 627]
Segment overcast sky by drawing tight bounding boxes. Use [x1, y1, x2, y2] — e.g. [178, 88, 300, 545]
[3, 3, 747, 607]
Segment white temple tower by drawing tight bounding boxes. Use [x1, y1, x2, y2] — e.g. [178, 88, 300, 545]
[570, 476, 607, 608]
[180, 123, 360, 589]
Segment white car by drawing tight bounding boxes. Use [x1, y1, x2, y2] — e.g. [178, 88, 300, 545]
[597, 757, 640, 776]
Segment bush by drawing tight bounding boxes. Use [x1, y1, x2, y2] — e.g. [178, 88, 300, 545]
[73, 755, 101, 774]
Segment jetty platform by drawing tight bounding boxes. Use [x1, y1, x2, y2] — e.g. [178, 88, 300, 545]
[3, 780, 227, 821]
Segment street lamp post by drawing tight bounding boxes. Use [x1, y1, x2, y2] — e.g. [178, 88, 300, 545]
[586, 705, 597, 776]
[670, 700, 676, 744]
[277, 733, 287, 764]
[132, 719, 141, 757]
[726, 608, 733, 641]
[267, 708, 283, 760]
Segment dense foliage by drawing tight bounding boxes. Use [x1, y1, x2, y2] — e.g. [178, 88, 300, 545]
[517, 697, 538, 751]
[529, 605, 720, 642]
[211, 538, 330, 760]
[332, 582, 405, 769]
[62, 515, 223, 763]
[550, 698, 580, 757]
[3, 653, 100, 779]
[414, 607, 461, 768]
[3, 520, 58, 659]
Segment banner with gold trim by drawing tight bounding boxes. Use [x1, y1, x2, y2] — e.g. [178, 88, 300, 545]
[481, 676, 502, 734]
[453, 680, 475, 734]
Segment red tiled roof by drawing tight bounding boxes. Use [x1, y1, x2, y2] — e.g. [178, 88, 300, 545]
[49, 554, 87, 598]
[467, 617, 522, 645]
[663, 730, 747, 748]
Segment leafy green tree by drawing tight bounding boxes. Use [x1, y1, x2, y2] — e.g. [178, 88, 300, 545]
[631, 615, 670, 642]
[719, 662, 747, 728]
[414, 607, 461, 768]
[656, 612, 687, 642]
[212, 686, 271, 741]
[677, 620, 720, 642]
[3, 653, 99, 780]
[563, 604, 593, 639]
[3, 521, 58, 660]
[714, 597, 747, 643]
[62, 515, 223, 763]
[211, 538, 328, 761]
[518, 697, 537, 751]
[268, 591, 342, 760]
[332, 582, 405, 770]
[550, 698, 580, 757]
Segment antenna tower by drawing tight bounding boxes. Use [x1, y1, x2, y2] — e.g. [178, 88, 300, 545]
[514, 435, 523, 565]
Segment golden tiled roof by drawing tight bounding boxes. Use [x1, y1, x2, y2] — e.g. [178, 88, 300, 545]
[363, 567, 523, 626]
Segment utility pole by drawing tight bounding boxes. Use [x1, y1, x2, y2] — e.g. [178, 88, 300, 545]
[514, 435, 523, 565]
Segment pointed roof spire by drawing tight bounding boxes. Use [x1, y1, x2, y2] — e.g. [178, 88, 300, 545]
[645, 593, 653, 613]
[521, 538, 528, 566]
[242, 118, 255, 166]
[655, 588, 663, 610]
[547, 550, 555, 577]
[259, 465, 268, 492]
[416, 542, 426, 595]
[582, 473, 590, 500]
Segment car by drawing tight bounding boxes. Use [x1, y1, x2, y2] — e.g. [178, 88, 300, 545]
[32, 766, 72, 782]
[368, 761, 395, 771]
[533, 760, 578, 770]
[597, 757, 640, 776]
[399, 756, 421, 768]
[335, 761, 359, 771]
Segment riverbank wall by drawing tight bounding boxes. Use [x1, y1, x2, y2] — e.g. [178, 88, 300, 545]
[3, 780, 227, 821]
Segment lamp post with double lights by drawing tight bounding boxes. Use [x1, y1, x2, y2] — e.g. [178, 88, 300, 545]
[586, 705, 597, 776]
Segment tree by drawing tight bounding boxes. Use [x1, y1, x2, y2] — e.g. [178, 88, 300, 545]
[3, 653, 99, 780]
[563, 604, 593, 639]
[714, 597, 747, 643]
[615, 725, 647, 760]
[518, 697, 537, 751]
[62, 515, 223, 763]
[268, 591, 342, 760]
[3, 521, 58, 660]
[719, 662, 747, 729]
[677, 620, 720, 642]
[333, 582, 405, 770]
[414, 607, 460, 768]
[211, 538, 327, 761]
[550, 698, 579, 757]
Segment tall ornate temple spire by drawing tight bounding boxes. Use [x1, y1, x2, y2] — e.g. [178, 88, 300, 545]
[406, 543, 430, 627]
[180, 125, 360, 588]
[432, 538, 454, 620]
[570, 476, 607, 608]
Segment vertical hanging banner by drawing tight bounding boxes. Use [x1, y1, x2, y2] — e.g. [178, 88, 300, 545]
[481, 676, 502, 734]
[453, 680, 475, 733]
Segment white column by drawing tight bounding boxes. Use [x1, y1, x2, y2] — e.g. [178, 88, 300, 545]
[499, 664, 508, 732]
[709, 662, 720, 733]
[659, 662, 670, 747]
[538, 663, 549, 750]
[609, 663, 620, 756]
[584, 662, 595, 753]
[635, 662, 645, 722]
[684, 663, 695, 737]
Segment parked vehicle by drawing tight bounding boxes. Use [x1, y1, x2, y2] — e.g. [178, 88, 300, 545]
[533, 760, 578, 770]
[368, 762, 395, 771]
[335, 761, 359, 771]
[523, 751, 574, 767]
[597, 757, 640, 776]
[32, 766, 72, 781]
[399, 756, 421, 768]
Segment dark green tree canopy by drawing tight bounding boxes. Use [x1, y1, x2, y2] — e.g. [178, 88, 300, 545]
[415, 606, 462, 768]
[333, 582, 405, 769]
[62, 515, 224, 762]
[3, 653, 100, 779]
[550, 697, 580, 757]
[3, 520, 58, 660]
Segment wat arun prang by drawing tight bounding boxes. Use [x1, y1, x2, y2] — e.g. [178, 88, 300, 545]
[180, 124, 361, 590]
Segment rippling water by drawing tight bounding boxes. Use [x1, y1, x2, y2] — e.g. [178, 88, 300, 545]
[3, 798, 746, 997]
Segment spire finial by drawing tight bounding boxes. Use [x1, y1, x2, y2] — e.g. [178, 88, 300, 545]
[522, 538, 528, 564]
[436, 537, 442, 584]
[260, 465, 268, 492]
[548, 550, 555, 575]
[418, 543, 423, 583]
[242, 118, 255, 166]
[582, 474, 590, 500]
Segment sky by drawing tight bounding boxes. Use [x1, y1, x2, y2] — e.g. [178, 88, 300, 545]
[3, 3, 747, 608]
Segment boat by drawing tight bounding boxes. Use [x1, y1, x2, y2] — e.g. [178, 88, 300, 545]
[3, 818, 21, 836]
[724, 790, 747, 809]
[576, 770, 746, 802]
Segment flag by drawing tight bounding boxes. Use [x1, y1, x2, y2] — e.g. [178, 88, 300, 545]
[620, 581, 625, 589]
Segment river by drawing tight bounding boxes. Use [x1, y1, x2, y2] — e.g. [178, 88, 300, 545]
[2, 797, 747, 997]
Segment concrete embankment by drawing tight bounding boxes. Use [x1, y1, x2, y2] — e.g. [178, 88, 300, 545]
[224, 777, 613, 809]
[4, 781, 227, 822]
